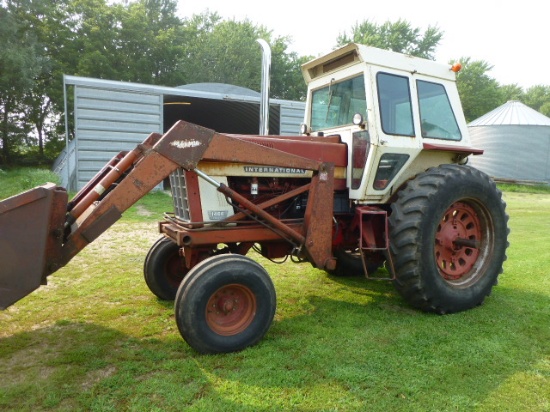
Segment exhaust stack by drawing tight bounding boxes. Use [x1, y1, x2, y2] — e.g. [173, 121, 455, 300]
[257, 39, 271, 135]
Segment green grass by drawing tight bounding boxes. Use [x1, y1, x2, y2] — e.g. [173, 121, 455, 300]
[0, 167, 60, 200]
[0, 175, 548, 411]
[497, 183, 550, 194]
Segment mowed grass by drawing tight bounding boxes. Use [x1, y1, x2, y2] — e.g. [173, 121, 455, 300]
[0, 168, 60, 199]
[0, 173, 548, 411]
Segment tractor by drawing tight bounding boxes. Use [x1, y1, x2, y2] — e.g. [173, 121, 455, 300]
[0, 44, 509, 353]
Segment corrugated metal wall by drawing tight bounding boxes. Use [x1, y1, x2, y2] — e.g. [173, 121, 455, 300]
[280, 101, 305, 135]
[469, 125, 550, 183]
[62, 75, 306, 190]
[74, 86, 163, 189]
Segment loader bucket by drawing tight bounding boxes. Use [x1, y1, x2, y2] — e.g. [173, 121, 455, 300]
[0, 183, 68, 309]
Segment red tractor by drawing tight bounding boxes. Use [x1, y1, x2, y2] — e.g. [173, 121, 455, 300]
[0, 44, 508, 353]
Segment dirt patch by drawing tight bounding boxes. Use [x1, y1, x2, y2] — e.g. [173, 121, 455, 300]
[81, 365, 117, 390]
[83, 221, 160, 256]
[135, 204, 153, 217]
[0, 337, 59, 385]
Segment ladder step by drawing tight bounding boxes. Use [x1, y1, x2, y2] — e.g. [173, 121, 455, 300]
[356, 206, 395, 280]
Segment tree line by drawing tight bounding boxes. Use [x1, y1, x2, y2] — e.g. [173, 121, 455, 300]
[1, 0, 549, 166]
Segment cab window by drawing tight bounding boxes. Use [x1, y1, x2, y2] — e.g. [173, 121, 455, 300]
[376, 73, 414, 136]
[417, 80, 461, 141]
[310, 75, 367, 131]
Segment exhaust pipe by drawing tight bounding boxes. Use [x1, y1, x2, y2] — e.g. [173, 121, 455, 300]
[257, 39, 271, 135]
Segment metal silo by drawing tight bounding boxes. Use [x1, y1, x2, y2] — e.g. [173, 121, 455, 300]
[468, 101, 550, 183]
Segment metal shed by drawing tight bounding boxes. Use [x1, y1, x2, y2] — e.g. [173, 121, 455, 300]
[468, 100, 550, 184]
[59, 75, 305, 190]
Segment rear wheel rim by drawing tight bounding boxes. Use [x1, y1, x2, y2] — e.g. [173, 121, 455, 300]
[206, 284, 256, 336]
[435, 201, 484, 283]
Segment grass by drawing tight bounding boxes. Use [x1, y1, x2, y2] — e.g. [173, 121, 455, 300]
[497, 182, 550, 194]
[0, 173, 548, 411]
[0, 167, 60, 200]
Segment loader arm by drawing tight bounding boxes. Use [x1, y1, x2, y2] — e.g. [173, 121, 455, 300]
[0, 121, 336, 309]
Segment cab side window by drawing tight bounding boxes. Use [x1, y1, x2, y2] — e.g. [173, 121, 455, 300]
[417, 80, 462, 141]
[376, 73, 414, 136]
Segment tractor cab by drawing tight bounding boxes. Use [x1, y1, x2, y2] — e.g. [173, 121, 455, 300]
[300, 43, 474, 202]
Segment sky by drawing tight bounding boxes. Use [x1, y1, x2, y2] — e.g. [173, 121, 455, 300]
[176, 0, 548, 89]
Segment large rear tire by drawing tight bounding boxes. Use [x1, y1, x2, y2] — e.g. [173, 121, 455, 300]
[388, 165, 509, 314]
[174, 254, 276, 354]
[144, 237, 187, 300]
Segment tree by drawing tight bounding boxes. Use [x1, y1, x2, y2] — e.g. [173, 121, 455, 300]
[270, 42, 309, 101]
[0, 0, 80, 162]
[180, 13, 306, 100]
[487, 83, 550, 117]
[539, 103, 550, 117]
[500, 83, 525, 103]
[0, 4, 41, 164]
[1, 3, 310, 165]
[337, 19, 443, 59]
[15, 0, 74, 159]
[455, 57, 503, 122]
[523, 85, 550, 113]
[68, 0, 128, 80]
[114, 0, 188, 85]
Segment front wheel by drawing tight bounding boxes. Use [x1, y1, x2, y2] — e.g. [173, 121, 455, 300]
[174, 254, 276, 354]
[144, 237, 188, 300]
[389, 165, 509, 314]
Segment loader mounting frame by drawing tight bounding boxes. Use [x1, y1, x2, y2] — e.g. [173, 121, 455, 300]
[0, 120, 337, 309]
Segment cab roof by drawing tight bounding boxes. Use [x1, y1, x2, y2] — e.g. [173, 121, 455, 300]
[302, 43, 457, 84]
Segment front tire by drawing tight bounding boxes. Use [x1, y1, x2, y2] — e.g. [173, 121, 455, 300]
[388, 165, 509, 314]
[174, 255, 276, 354]
[144, 237, 188, 300]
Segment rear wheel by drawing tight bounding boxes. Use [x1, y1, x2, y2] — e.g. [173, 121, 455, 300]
[388, 165, 509, 314]
[174, 254, 276, 354]
[144, 237, 187, 300]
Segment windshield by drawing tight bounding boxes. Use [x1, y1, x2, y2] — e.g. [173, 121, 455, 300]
[310, 75, 367, 131]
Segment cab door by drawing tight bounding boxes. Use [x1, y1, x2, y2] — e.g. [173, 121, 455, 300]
[358, 68, 423, 199]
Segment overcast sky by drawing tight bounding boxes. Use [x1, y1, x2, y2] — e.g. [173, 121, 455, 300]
[177, 0, 547, 89]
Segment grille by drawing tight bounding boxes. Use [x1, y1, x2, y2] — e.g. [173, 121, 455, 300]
[169, 168, 190, 220]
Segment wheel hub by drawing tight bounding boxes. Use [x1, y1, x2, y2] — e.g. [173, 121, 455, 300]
[435, 202, 482, 281]
[206, 284, 256, 336]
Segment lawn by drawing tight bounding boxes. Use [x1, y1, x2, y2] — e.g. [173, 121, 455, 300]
[0, 171, 548, 411]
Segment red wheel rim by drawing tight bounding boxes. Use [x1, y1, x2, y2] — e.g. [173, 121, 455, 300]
[206, 284, 256, 336]
[435, 201, 482, 281]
